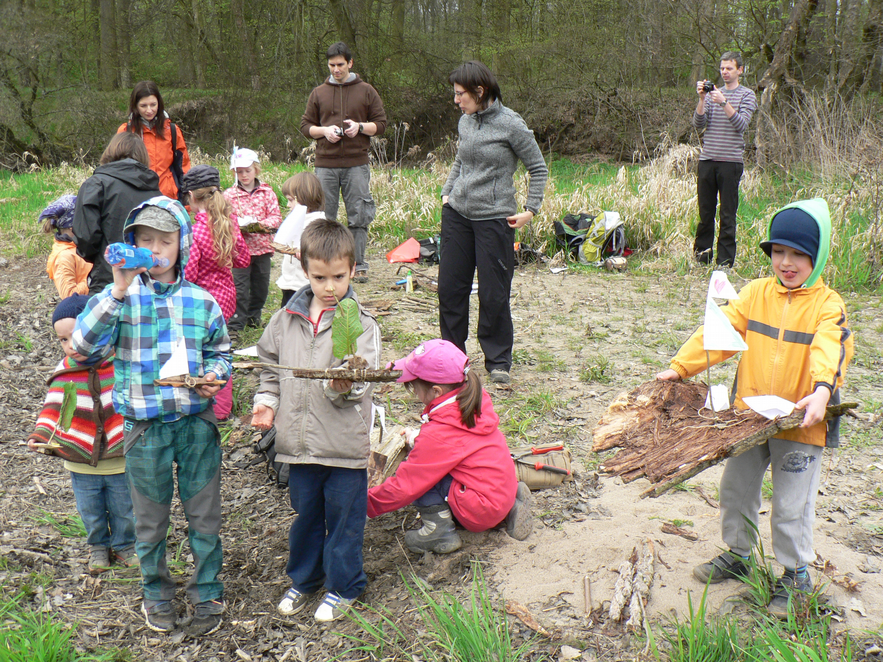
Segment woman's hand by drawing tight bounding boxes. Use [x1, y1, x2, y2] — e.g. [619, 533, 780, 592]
[795, 386, 831, 428]
[506, 210, 534, 229]
[251, 404, 275, 431]
[656, 369, 681, 382]
[442, 195, 449, 205]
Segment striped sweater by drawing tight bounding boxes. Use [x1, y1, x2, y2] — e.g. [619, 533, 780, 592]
[693, 85, 757, 163]
[29, 357, 124, 466]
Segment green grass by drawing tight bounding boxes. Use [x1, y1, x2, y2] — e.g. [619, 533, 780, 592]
[31, 511, 86, 538]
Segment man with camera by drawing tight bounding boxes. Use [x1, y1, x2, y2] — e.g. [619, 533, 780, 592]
[692, 52, 757, 268]
[301, 41, 387, 282]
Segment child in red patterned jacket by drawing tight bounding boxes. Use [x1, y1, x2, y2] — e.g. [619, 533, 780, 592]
[27, 294, 136, 575]
[223, 148, 282, 331]
[183, 165, 250, 420]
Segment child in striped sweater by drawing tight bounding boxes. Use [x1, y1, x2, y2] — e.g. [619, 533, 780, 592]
[27, 294, 136, 575]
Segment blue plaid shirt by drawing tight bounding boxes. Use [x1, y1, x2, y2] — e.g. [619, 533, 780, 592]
[73, 196, 231, 422]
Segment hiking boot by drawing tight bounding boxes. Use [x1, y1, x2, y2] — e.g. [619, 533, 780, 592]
[141, 600, 177, 633]
[405, 504, 462, 554]
[767, 572, 813, 619]
[314, 592, 356, 623]
[353, 271, 369, 284]
[506, 482, 533, 541]
[278, 587, 313, 616]
[185, 599, 224, 636]
[693, 551, 749, 584]
[112, 547, 140, 569]
[88, 548, 110, 576]
[489, 369, 510, 385]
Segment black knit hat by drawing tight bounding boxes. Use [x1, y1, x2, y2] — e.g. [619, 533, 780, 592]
[181, 165, 220, 193]
[52, 294, 89, 325]
[759, 207, 820, 264]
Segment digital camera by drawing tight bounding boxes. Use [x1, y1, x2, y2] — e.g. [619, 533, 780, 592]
[702, 81, 715, 93]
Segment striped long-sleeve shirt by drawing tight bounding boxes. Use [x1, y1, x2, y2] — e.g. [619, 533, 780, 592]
[693, 85, 757, 163]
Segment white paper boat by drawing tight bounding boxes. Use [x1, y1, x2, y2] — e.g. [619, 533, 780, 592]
[159, 338, 190, 380]
[742, 395, 795, 420]
[703, 384, 731, 412]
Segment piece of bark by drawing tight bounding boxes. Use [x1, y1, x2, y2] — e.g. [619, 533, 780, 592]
[505, 600, 551, 637]
[661, 522, 699, 541]
[234, 361, 402, 383]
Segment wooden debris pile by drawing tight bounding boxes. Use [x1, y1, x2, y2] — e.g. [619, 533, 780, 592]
[609, 538, 655, 632]
[592, 380, 856, 498]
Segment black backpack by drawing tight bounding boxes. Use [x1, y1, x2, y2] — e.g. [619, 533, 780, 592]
[253, 426, 290, 488]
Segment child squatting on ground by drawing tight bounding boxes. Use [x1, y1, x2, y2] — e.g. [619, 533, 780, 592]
[251, 218, 381, 623]
[275, 171, 327, 308]
[40, 195, 92, 298]
[367, 339, 533, 553]
[72, 196, 232, 636]
[181, 165, 250, 421]
[28, 294, 136, 575]
[656, 198, 854, 619]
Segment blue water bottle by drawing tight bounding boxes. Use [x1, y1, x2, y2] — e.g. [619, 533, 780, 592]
[104, 243, 170, 269]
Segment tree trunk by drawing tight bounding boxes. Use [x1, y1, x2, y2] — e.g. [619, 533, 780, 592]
[230, 0, 261, 91]
[116, 0, 131, 89]
[98, 0, 118, 90]
[859, 0, 883, 94]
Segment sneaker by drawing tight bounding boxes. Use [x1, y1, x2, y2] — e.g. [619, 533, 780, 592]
[489, 369, 510, 385]
[278, 587, 313, 616]
[88, 548, 110, 576]
[185, 599, 224, 636]
[314, 592, 356, 623]
[505, 481, 533, 541]
[692, 551, 749, 584]
[141, 600, 177, 633]
[767, 572, 813, 619]
[112, 547, 140, 569]
[353, 272, 369, 284]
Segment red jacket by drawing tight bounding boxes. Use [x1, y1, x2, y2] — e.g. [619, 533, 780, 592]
[367, 388, 517, 532]
[117, 118, 191, 200]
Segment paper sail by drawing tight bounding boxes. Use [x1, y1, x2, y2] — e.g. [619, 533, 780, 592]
[274, 204, 307, 246]
[742, 395, 795, 420]
[159, 338, 190, 380]
[703, 297, 749, 352]
[703, 384, 731, 412]
[707, 270, 740, 300]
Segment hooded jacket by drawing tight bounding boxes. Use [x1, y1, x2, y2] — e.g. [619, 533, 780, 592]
[73, 158, 162, 294]
[670, 198, 853, 447]
[253, 284, 381, 468]
[441, 99, 548, 220]
[300, 74, 387, 168]
[72, 196, 231, 422]
[47, 237, 91, 298]
[367, 388, 518, 532]
[117, 117, 191, 200]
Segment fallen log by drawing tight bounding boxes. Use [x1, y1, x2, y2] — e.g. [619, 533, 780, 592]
[592, 380, 857, 498]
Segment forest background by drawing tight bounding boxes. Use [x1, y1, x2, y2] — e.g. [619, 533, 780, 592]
[2, 0, 883, 172]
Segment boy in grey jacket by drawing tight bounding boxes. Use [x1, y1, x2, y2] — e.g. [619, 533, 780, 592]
[251, 218, 381, 623]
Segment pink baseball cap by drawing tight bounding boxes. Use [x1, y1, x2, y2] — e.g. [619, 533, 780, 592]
[388, 339, 470, 384]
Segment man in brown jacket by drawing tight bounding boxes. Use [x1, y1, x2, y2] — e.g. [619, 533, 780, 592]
[301, 41, 387, 283]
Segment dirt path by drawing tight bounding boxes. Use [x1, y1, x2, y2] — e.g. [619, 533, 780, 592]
[1, 253, 881, 660]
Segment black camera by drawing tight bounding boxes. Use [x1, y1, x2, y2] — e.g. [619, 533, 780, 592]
[333, 126, 344, 137]
[702, 81, 715, 93]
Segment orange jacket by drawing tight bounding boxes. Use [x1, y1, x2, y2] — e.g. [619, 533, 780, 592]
[47, 239, 91, 298]
[671, 277, 853, 447]
[116, 118, 190, 200]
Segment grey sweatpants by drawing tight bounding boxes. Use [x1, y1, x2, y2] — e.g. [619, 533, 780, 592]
[720, 437, 823, 569]
[316, 164, 374, 271]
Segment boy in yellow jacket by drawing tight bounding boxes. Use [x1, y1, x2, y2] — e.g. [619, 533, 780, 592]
[657, 198, 853, 618]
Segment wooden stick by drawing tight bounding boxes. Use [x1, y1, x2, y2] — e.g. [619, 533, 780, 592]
[233, 361, 403, 383]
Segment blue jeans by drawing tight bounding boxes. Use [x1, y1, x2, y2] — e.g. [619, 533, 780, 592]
[414, 475, 454, 507]
[70, 471, 136, 552]
[286, 465, 367, 600]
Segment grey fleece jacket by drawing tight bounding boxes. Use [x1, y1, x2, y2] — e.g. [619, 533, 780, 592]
[441, 99, 548, 220]
[253, 284, 380, 469]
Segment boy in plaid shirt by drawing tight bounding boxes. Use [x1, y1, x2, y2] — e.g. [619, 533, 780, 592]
[73, 196, 231, 636]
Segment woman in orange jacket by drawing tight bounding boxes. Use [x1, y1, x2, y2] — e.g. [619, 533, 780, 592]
[117, 81, 190, 201]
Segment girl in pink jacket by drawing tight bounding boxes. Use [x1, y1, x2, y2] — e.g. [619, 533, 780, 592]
[182, 165, 250, 420]
[367, 339, 533, 553]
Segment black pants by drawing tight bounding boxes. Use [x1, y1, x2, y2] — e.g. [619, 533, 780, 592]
[438, 204, 514, 373]
[230, 252, 272, 330]
[695, 160, 743, 268]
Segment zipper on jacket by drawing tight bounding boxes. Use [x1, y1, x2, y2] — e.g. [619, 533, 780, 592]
[770, 290, 791, 394]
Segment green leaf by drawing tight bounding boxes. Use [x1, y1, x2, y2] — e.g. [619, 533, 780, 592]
[332, 298, 364, 360]
[59, 381, 77, 432]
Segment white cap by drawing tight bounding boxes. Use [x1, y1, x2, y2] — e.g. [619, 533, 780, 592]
[230, 148, 259, 169]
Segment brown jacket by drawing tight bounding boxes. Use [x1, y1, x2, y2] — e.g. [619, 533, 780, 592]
[300, 74, 387, 168]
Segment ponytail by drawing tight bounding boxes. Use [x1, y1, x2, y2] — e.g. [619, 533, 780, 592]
[456, 370, 483, 428]
[191, 187, 237, 268]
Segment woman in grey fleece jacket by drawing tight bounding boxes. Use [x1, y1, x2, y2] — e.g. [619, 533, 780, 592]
[439, 61, 548, 384]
